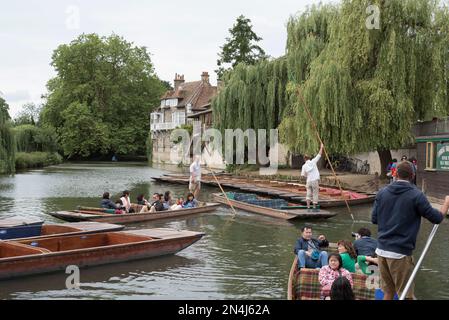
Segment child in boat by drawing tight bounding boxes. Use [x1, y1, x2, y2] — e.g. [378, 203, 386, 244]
[337, 240, 357, 273]
[330, 276, 355, 300]
[170, 197, 184, 210]
[101, 192, 116, 209]
[319, 253, 353, 299]
[182, 193, 199, 208]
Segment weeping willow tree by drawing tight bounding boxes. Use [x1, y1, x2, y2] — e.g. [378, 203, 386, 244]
[212, 57, 289, 163]
[280, 0, 449, 174]
[0, 97, 15, 174]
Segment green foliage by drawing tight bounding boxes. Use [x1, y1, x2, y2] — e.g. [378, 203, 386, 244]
[216, 15, 267, 79]
[15, 152, 63, 170]
[59, 102, 110, 158]
[13, 124, 59, 153]
[0, 97, 15, 174]
[279, 0, 449, 155]
[212, 57, 288, 145]
[41, 33, 166, 159]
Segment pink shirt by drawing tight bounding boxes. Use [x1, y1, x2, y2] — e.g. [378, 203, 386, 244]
[318, 265, 353, 298]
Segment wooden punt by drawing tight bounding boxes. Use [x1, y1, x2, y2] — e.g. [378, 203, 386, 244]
[212, 193, 337, 220]
[0, 228, 205, 280]
[152, 175, 376, 208]
[47, 202, 221, 224]
[10, 222, 125, 241]
[287, 256, 376, 300]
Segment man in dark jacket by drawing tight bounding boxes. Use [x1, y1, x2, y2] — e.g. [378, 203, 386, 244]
[372, 161, 449, 300]
[353, 227, 377, 256]
[294, 226, 329, 269]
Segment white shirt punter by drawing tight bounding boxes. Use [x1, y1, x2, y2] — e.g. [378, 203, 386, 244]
[190, 161, 201, 182]
[301, 154, 321, 183]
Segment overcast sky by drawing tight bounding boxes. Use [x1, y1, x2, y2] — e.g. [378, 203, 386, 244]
[0, 0, 333, 117]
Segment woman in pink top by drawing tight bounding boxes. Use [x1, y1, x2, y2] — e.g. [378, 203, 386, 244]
[319, 253, 353, 299]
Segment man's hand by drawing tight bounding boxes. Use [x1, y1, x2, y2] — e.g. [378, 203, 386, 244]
[441, 195, 449, 215]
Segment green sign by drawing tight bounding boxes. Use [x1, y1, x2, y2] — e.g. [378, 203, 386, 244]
[437, 143, 449, 171]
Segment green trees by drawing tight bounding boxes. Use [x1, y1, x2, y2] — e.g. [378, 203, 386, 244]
[0, 97, 15, 174]
[281, 0, 449, 174]
[41, 33, 166, 159]
[216, 15, 267, 79]
[214, 1, 449, 175]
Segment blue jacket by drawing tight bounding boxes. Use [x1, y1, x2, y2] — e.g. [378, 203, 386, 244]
[294, 237, 329, 254]
[372, 181, 443, 256]
[101, 199, 116, 209]
[353, 237, 378, 256]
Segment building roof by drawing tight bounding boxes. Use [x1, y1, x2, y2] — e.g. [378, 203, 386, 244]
[159, 80, 217, 110]
[187, 109, 213, 118]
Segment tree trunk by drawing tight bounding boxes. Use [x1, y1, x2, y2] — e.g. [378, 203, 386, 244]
[377, 149, 392, 178]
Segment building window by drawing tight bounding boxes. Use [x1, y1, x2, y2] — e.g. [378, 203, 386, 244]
[425, 142, 436, 170]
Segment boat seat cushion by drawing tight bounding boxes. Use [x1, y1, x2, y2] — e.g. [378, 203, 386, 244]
[244, 198, 288, 209]
[294, 268, 375, 300]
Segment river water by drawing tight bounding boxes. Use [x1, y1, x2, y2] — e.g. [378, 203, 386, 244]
[0, 162, 447, 300]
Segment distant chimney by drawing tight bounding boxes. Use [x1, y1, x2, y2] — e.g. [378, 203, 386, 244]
[201, 72, 210, 84]
[174, 73, 185, 91]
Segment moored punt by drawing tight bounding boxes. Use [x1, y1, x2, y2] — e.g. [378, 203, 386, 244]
[287, 257, 375, 300]
[0, 228, 205, 280]
[47, 202, 221, 224]
[10, 222, 125, 241]
[212, 193, 337, 220]
[152, 174, 376, 208]
[0, 217, 44, 240]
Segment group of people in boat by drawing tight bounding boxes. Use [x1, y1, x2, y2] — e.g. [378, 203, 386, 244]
[294, 225, 377, 300]
[100, 190, 199, 214]
[294, 160, 449, 300]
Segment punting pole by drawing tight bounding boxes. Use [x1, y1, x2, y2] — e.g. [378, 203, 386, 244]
[296, 87, 354, 221]
[400, 224, 439, 300]
[201, 143, 237, 217]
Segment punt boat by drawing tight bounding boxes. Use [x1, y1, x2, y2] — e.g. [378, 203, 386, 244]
[212, 192, 337, 220]
[0, 228, 204, 280]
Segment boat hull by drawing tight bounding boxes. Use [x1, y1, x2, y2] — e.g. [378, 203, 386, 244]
[0, 229, 204, 280]
[48, 203, 221, 224]
[212, 193, 337, 220]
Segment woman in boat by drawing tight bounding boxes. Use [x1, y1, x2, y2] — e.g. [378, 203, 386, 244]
[101, 192, 116, 209]
[120, 190, 135, 213]
[114, 199, 125, 214]
[330, 276, 355, 300]
[337, 240, 357, 273]
[319, 253, 353, 300]
[182, 193, 199, 208]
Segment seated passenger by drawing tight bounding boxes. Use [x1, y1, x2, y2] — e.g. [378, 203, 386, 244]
[337, 240, 357, 273]
[136, 194, 150, 206]
[115, 199, 125, 214]
[182, 193, 199, 208]
[319, 253, 353, 300]
[101, 192, 116, 209]
[353, 227, 379, 275]
[163, 191, 175, 210]
[171, 197, 184, 210]
[149, 193, 165, 213]
[294, 226, 329, 269]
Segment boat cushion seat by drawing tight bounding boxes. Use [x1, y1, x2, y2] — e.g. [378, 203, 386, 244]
[294, 268, 375, 300]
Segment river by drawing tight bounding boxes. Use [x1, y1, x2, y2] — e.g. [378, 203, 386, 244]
[0, 162, 447, 300]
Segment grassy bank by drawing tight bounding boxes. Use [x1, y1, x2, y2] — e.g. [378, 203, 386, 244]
[15, 152, 63, 170]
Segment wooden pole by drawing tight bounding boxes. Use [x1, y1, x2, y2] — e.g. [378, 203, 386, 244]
[201, 143, 238, 217]
[296, 87, 355, 221]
